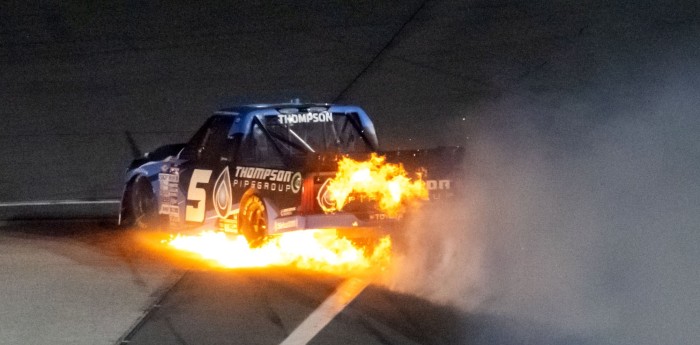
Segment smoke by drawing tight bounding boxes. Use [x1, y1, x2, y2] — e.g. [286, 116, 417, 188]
[384, 184, 488, 311]
[384, 62, 700, 344]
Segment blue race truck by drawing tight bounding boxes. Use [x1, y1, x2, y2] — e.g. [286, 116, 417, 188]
[119, 102, 463, 246]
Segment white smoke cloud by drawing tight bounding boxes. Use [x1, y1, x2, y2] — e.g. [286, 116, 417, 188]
[384, 186, 488, 311]
[384, 62, 700, 345]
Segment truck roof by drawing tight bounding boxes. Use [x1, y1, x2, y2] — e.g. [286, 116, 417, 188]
[213, 103, 379, 150]
[215, 102, 333, 115]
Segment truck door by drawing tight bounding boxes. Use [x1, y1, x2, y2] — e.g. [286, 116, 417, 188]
[176, 115, 237, 225]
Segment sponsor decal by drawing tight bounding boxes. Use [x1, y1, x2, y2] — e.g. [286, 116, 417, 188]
[160, 205, 179, 215]
[158, 172, 180, 216]
[275, 218, 299, 231]
[290, 172, 302, 193]
[316, 178, 374, 212]
[316, 178, 335, 211]
[278, 111, 333, 124]
[158, 173, 179, 185]
[233, 166, 302, 193]
[279, 207, 297, 217]
[212, 167, 233, 218]
[219, 213, 238, 233]
[426, 179, 451, 190]
[185, 169, 213, 222]
[369, 213, 401, 220]
[234, 166, 293, 181]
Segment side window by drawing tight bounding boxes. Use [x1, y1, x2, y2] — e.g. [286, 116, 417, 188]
[180, 118, 213, 161]
[199, 116, 235, 163]
[239, 121, 285, 168]
[180, 116, 234, 162]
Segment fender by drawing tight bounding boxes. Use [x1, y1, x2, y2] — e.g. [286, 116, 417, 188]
[119, 162, 162, 226]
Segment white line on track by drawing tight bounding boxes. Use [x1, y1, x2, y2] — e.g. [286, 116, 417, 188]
[0, 199, 120, 207]
[280, 277, 369, 345]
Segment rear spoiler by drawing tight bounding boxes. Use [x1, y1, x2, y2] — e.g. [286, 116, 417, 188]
[381, 146, 465, 176]
[299, 146, 465, 178]
[382, 146, 465, 199]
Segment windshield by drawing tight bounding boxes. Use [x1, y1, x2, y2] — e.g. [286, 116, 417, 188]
[261, 112, 373, 156]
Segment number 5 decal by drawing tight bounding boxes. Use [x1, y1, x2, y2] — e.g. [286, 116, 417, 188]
[186, 169, 212, 222]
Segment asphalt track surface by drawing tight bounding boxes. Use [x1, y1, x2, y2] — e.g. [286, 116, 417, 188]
[3, 219, 613, 345]
[0, 219, 466, 345]
[0, 220, 176, 345]
[3, 218, 619, 345]
[121, 270, 464, 345]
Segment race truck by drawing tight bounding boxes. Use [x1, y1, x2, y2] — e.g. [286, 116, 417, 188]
[119, 102, 463, 246]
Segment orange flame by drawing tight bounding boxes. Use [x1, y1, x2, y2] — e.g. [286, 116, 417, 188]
[321, 153, 428, 216]
[163, 155, 428, 273]
[168, 230, 391, 274]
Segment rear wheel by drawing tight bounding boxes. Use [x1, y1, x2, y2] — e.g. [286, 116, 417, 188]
[128, 176, 159, 229]
[239, 195, 268, 247]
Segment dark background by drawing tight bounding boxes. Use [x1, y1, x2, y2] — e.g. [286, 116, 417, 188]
[1, 0, 424, 201]
[1, 0, 697, 202]
[1, 1, 699, 344]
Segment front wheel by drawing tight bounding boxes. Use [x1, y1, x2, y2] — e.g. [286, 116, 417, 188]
[239, 195, 268, 247]
[127, 176, 159, 229]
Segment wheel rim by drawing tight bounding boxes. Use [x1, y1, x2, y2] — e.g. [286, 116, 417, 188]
[241, 196, 267, 246]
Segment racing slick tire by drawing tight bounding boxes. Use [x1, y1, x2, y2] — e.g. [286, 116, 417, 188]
[239, 194, 268, 248]
[126, 176, 159, 229]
